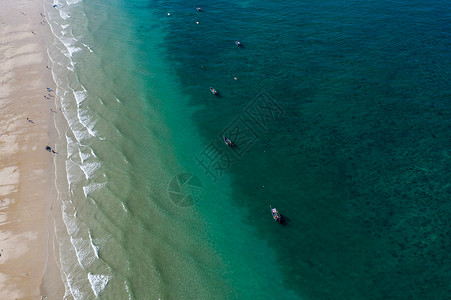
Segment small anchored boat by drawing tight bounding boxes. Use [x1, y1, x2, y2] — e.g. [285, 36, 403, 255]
[210, 87, 218, 95]
[234, 40, 242, 46]
[195, 7, 202, 12]
[223, 136, 235, 147]
[270, 206, 281, 222]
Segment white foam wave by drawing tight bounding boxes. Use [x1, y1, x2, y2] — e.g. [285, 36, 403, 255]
[79, 148, 90, 163]
[72, 129, 89, 143]
[70, 88, 102, 139]
[71, 237, 96, 267]
[97, 97, 104, 105]
[65, 159, 83, 187]
[67, 46, 82, 57]
[80, 162, 101, 180]
[124, 280, 132, 300]
[67, 281, 85, 300]
[60, 9, 70, 20]
[82, 182, 106, 198]
[88, 273, 111, 297]
[88, 231, 99, 259]
[90, 148, 97, 158]
[82, 42, 94, 53]
[66, 0, 82, 5]
[62, 210, 80, 236]
[60, 36, 82, 57]
[66, 134, 80, 158]
[74, 89, 87, 106]
[77, 108, 97, 137]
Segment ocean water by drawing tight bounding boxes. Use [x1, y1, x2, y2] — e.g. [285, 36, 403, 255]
[45, 0, 450, 299]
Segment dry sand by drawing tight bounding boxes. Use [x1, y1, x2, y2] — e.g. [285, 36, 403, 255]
[0, 0, 64, 299]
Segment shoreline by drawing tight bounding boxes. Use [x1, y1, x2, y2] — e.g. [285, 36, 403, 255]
[0, 0, 64, 298]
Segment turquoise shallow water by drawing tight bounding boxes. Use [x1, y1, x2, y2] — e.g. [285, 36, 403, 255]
[46, 0, 450, 299]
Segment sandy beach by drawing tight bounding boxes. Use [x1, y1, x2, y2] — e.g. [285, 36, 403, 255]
[0, 0, 64, 298]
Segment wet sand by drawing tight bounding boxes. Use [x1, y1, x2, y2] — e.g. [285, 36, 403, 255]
[0, 0, 64, 298]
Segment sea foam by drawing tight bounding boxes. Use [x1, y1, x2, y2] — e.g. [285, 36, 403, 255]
[121, 202, 128, 212]
[88, 273, 111, 297]
[71, 236, 96, 268]
[88, 231, 99, 259]
[78, 148, 91, 164]
[59, 9, 70, 20]
[66, 0, 83, 5]
[80, 161, 101, 181]
[82, 182, 106, 198]
[65, 159, 83, 187]
[82, 42, 94, 53]
[73, 89, 86, 105]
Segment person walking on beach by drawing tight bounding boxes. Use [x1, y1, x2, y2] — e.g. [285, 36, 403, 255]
[45, 146, 58, 154]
